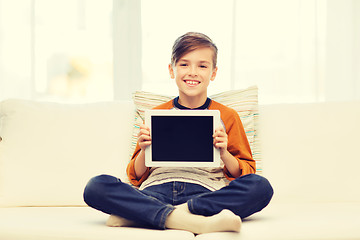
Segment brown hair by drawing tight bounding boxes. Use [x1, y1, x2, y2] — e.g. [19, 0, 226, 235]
[171, 32, 218, 68]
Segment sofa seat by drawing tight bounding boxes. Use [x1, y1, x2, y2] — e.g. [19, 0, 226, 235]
[198, 201, 360, 240]
[1, 201, 359, 240]
[0, 207, 194, 240]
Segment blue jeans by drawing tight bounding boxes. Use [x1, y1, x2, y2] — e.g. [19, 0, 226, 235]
[83, 174, 273, 230]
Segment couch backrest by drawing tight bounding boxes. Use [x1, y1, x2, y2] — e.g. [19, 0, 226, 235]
[0, 99, 135, 207]
[259, 101, 360, 203]
[1, 99, 359, 207]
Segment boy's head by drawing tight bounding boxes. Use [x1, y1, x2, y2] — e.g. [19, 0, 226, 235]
[171, 32, 218, 69]
[169, 32, 218, 107]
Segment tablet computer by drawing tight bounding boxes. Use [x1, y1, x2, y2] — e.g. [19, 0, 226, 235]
[145, 109, 221, 167]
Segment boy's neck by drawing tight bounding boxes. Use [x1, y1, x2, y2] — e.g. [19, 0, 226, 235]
[177, 94, 209, 109]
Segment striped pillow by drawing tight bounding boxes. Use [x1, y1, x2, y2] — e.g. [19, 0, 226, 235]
[130, 85, 262, 174]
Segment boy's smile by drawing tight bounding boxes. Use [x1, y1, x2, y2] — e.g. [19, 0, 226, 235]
[169, 47, 217, 108]
[184, 80, 201, 87]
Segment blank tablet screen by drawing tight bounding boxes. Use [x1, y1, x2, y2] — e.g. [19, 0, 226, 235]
[151, 116, 213, 162]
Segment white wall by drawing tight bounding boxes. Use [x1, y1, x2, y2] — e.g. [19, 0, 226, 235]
[323, 0, 360, 101]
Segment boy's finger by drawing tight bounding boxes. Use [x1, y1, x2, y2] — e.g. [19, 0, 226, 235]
[139, 135, 151, 142]
[215, 126, 225, 132]
[214, 142, 226, 149]
[141, 139, 151, 145]
[139, 140, 152, 150]
[139, 128, 150, 136]
[213, 131, 226, 138]
[140, 124, 150, 130]
[214, 136, 226, 143]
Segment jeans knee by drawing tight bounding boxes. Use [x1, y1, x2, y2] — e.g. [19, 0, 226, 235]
[250, 174, 273, 204]
[235, 174, 274, 203]
[83, 174, 118, 207]
[257, 175, 273, 201]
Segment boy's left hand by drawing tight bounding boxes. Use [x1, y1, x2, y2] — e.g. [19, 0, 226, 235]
[213, 126, 228, 155]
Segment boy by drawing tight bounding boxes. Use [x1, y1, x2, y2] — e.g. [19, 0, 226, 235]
[84, 32, 273, 234]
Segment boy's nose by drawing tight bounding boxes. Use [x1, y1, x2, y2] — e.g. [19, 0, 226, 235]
[188, 66, 198, 76]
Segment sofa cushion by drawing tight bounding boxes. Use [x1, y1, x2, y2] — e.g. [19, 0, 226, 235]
[1, 203, 359, 240]
[0, 207, 195, 240]
[0, 100, 134, 207]
[130, 86, 261, 173]
[195, 202, 360, 240]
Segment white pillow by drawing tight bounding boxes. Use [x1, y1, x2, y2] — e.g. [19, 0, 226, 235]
[0, 99, 134, 207]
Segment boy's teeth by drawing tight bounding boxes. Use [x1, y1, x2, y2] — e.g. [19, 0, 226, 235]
[186, 80, 199, 85]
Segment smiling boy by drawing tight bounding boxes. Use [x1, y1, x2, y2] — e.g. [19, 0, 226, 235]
[84, 32, 273, 234]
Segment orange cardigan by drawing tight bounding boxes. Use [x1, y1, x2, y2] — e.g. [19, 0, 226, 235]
[126, 99, 256, 186]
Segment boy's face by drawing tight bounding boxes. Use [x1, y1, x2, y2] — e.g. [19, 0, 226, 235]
[169, 47, 217, 101]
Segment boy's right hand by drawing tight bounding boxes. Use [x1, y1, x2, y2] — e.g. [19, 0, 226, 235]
[138, 124, 151, 150]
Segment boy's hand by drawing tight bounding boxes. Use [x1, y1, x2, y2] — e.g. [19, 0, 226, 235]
[214, 126, 242, 178]
[138, 124, 151, 150]
[213, 126, 228, 155]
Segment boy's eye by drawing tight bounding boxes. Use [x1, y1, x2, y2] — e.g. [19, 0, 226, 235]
[179, 63, 188, 67]
[200, 65, 208, 68]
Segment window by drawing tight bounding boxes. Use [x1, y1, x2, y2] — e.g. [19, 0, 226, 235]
[0, 0, 32, 99]
[141, 0, 234, 97]
[140, 0, 318, 103]
[34, 0, 113, 102]
[0, 0, 113, 102]
[140, 0, 360, 104]
[1, 0, 359, 104]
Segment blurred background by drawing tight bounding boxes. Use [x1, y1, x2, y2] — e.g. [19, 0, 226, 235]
[0, 0, 359, 104]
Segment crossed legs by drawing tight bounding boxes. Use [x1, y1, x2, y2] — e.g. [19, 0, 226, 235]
[83, 174, 273, 234]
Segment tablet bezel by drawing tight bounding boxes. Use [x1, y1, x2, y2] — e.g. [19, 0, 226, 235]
[145, 109, 221, 167]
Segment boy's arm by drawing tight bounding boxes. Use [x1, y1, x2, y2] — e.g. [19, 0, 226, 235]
[126, 144, 150, 186]
[134, 149, 148, 178]
[126, 124, 151, 186]
[216, 109, 256, 180]
[213, 129, 241, 178]
[223, 150, 255, 179]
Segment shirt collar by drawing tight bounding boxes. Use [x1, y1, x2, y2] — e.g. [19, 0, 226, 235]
[173, 97, 211, 110]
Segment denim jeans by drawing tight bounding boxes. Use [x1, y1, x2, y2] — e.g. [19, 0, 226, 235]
[83, 174, 273, 230]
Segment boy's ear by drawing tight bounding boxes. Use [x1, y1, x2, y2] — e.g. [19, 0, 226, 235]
[168, 64, 175, 79]
[210, 67, 218, 81]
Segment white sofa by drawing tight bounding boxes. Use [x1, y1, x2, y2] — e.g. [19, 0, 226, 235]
[0, 98, 360, 240]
